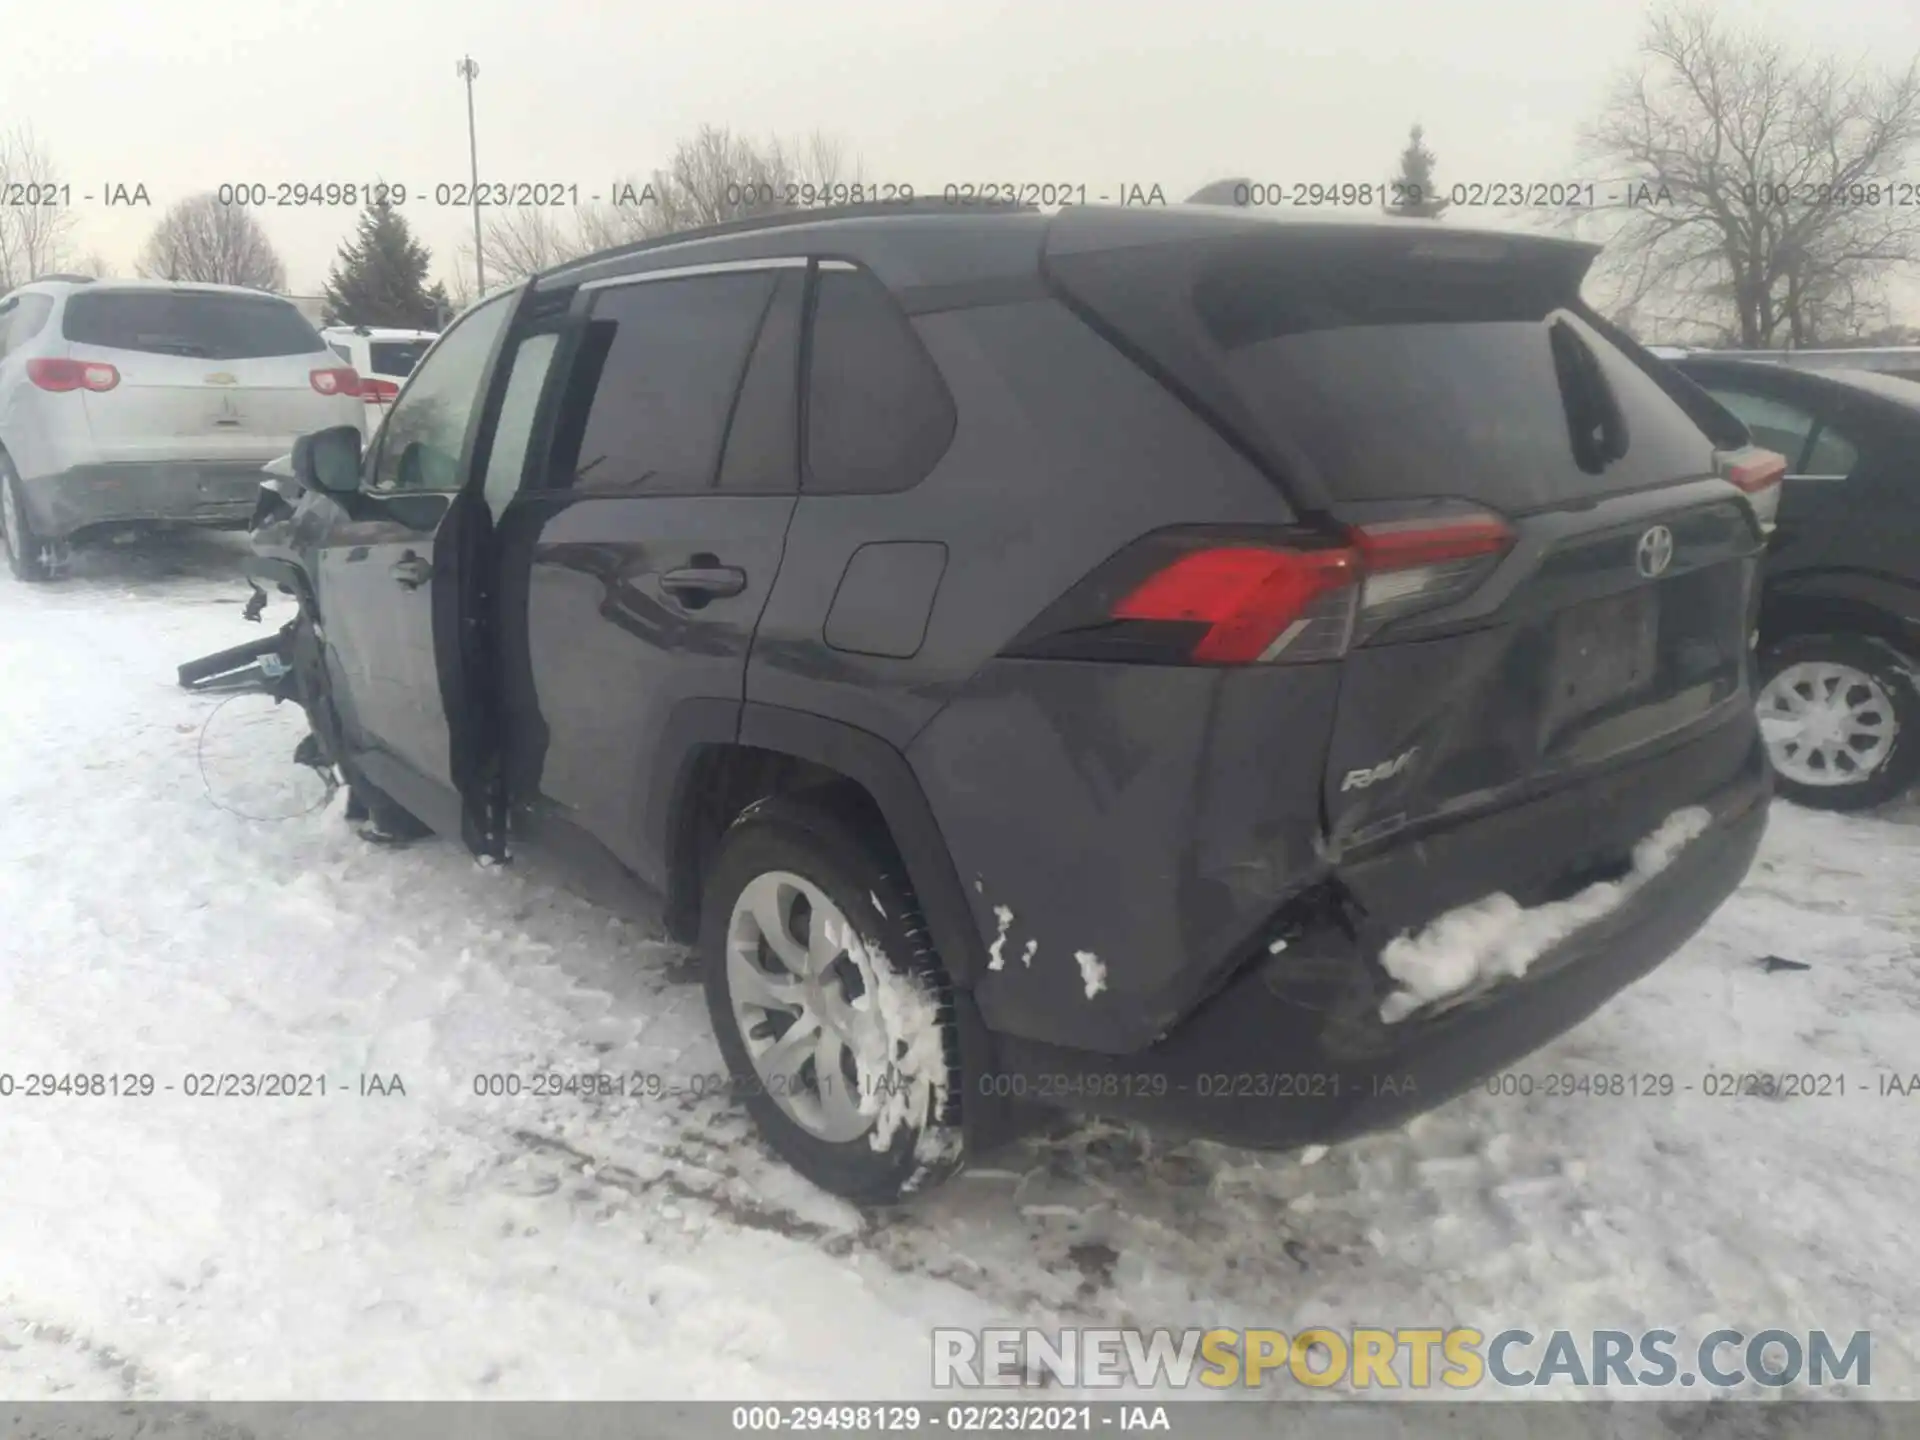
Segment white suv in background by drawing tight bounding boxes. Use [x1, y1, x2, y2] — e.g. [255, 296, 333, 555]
[0, 277, 366, 581]
[320, 324, 437, 435]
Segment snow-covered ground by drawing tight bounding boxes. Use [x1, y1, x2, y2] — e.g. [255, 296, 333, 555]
[1, 531, 1916, 1402]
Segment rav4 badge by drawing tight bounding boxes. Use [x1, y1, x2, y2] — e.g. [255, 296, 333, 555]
[1341, 746, 1419, 792]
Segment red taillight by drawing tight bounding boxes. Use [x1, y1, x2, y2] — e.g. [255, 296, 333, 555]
[310, 366, 363, 397]
[360, 377, 399, 404]
[1097, 514, 1513, 665]
[27, 357, 119, 393]
[1113, 546, 1359, 663]
[1719, 445, 1786, 532]
[1350, 514, 1515, 632]
[1351, 516, 1515, 570]
[1007, 513, 1513, 667]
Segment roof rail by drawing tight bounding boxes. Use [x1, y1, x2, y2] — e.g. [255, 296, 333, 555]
[30, 272, 97, 284]
[540, 196, 1040, 282]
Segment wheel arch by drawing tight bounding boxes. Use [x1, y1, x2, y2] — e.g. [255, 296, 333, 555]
[651, 704, 1031, 1154]
[1760, 572, 1920, 660]
[651, 702, 989, 991]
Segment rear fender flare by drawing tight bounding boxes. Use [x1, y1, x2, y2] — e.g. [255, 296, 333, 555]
[647, 702, 989, 991]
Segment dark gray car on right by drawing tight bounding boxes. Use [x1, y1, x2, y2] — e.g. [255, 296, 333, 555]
[1676, 356, 1920, 810]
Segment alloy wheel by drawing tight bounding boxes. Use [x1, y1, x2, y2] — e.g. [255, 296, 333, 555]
[726, 869, 886, 1144]
[1757, 660, 1898, 788]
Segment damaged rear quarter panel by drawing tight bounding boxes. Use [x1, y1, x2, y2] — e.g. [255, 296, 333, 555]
[906, 659, 1341, 1055]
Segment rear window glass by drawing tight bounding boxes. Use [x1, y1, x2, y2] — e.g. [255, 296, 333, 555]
[1188, 246, 1723, 512]
[370, 339, 432, 377]
[62, 290, 327, 360]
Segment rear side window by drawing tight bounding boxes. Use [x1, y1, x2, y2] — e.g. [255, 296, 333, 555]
[1802, 423, 1860, 477]
[370, 339, 432, 377]
[555, 271, 778, 495]
[62, 290, 328, 360]
[803, 266, 956, 494]
[1701, 389, 1817, 467]
[1188, 245, 1720, 511]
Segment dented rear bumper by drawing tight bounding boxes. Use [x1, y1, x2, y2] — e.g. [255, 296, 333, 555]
[987, 730, 1770, 1151]
[20, 461, 269, 539]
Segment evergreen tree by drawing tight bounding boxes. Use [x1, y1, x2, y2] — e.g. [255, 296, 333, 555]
[322, 194, 445, 328]
[1385, 124, 1449, 219]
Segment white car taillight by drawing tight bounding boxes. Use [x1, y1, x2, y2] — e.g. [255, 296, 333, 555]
[27, 357, 119, 392]
[310, 366, 363, 397]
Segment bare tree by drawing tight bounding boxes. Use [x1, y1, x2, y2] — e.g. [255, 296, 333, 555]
[478, 126, 861, 283]
[439, 262, 476, 316]
[136, 193, 288, 290]
[474, 205, 580, 282]
[1579, 3, 1920, 347]
[0, 127, 78, 288]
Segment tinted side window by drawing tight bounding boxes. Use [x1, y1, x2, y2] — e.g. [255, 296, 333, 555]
[1704, 388, 1817, 468]
[804, 266, 956, 494]
[558, 271, 778, 495]
[1801, 422, 1860, 477]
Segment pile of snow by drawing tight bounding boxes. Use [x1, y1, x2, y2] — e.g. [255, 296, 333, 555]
[1377, 807, 1713, 1024]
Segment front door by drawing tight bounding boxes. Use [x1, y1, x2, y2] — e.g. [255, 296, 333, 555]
[309, 289, 519, 838]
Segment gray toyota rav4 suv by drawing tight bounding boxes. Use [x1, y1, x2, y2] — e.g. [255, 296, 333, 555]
[216, 200, 1778, 1203]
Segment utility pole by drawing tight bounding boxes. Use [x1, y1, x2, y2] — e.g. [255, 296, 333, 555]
[457, 55, 485, 296]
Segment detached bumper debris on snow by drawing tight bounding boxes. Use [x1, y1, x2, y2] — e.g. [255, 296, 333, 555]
[1377, 808, 1714, 1024]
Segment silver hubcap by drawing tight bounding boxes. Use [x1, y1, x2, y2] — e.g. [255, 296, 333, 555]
[727, 870, 887, 1144]
[1757, 661, 1897, 787]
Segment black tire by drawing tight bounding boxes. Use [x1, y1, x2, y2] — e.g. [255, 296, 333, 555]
[1757, 632, 1920, 812]
[700, 796, 965, 1205]
[1, 457, 54, 583]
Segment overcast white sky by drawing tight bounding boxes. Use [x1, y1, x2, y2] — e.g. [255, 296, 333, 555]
[5, 0, 1917, 295]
